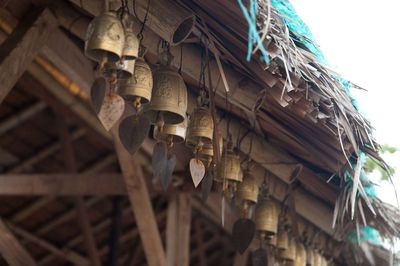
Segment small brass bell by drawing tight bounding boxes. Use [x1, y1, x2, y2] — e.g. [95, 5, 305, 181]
[103, 60, 135, 80]
[266, 235, 277, 247]
[85, 12, 125, 64]
[186, 107, 214, 149]
[277, 229, 289, 250]
[255, 199, 278, 237]
[154, 119, 187, 145]
[306, 247, 314, 266]
[294, 242, 307, 266]
[119, 57, 153, 105]
[237, 172, 259, 205]
[279, 237, 296, 262]
[214, 146, 242, 183]
[313, 251, 321, 266]
[320, 256, 327, 266]
[143, 49, 187, 125]
[197, 133, 223, 165]
[121, 14, 139, 60]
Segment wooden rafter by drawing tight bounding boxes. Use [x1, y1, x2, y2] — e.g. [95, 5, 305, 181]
[0, 219, 36, 266]
[0, 8, 57, 104]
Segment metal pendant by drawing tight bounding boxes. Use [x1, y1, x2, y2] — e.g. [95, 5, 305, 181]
[232, 218, 256, 254]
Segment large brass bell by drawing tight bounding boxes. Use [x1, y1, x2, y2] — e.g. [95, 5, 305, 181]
[186, 107, 214, 149]
[255, 199, 278, 237]
[103, 60, 135, 80]
[143, 50, 187, 125]
[119, 57, 153, 105]
[294, 242, 307, 266]
[85, 12, 125, 64]
[279, 237, 296, 262]
[237, 172, 259, 205]
[214, 146, 243, 183]
[154, 119, 187, 145]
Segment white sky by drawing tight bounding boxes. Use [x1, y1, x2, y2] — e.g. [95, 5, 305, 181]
[291, 0, 400, 206]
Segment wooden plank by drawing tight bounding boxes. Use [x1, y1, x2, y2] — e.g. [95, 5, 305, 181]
[112, 128, 167, 266]
[0, 8, 57, 104]
[0, 173, 125, 195]
[7, 222, 89, 265]
[0, 219, 37, 266]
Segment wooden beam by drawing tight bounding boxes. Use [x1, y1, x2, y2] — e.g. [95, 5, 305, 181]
[193, 220, 207, 266]
[0, 219, 37, 266]
[167, 193, 192, 266]
[107, 196, 124, 266]
[112, 128, 167, 266]
[7, 222, 89, 265]
[0, 101, 46, 135]
[0, 173, 125, 195]
[0, 8, 57, 104]
[58, 113, 102, 266]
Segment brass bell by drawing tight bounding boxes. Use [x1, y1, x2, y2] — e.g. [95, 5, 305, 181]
[153, 119, 187, 145]
[306, 247, 314, 266]
[266, 235, 277, 247]
[214, 146, 242, 183]
[119, 57, 153, 105]
[121, 14, 139, 60]
[85, 12, 125, 64]
[279, 237, 296, 262]
[104, 60, 135, 80]
[186, 107, 214, 149]
[294, 242, 307, 266]
[255, 199, 278, 236]
[237, 172, 259, 205]
[143, 50, 187, 125]
[313, 251, 321, 266]
[197, 133, 223, 165]
[320, 256, 327, 266]
[277, 229, 289, 250]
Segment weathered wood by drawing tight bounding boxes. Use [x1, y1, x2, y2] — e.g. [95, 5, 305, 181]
[0, 101, 46, 135]
[0, 219, 37, 266]
[107, 196, 124, 266]
[194, 220, 207, 266]
[58, 114, 102, 266]
[0, 8, 57, 104]
[7, 222, 89, 265]
[112, 128, 167, 266]
[0, 173, 125, 195]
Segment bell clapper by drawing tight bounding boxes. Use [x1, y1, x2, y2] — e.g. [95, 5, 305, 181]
[133, 96, 141, 112]
[166, 134, 174, 149]
[156, 112, 165, 132]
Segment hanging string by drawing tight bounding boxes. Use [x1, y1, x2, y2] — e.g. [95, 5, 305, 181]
[178, 45, 183, 74]
[137, 0, 151, 42]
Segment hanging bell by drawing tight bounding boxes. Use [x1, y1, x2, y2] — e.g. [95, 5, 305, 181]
[103, 60, 135, 80]
[153, 119, 187, 145]
[121, 14, 139, 60]
[320, 256, 327, 266]
[85, 12, 125, 64]
[255, 199, 278, 237]
[237, 172, 259, 205]
[119, 57, 153, 105]
[277, 229, 289, 250]
[186, 107, 214, 149]
[266, 234, 277, 247]
[214, 146, 242, 183]
[143, 50, 187, 125]
[306, 247, 314, 266]
[197, 133, 223, 165]
[279, 237, 297, 262]
[313, 251, 321, 266]
[294, 242, 307, 266]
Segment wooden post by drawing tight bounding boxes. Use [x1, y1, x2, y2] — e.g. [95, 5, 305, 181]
[0, 8, 57, 104]
[107, 196, 124, 266]
[112, 128, 167, 266]
[0, 219, 37, 266]
[58, 116, 102, 266]
[166, 193, 192, 266]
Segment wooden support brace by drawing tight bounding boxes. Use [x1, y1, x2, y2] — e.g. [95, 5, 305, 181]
[0, 219, 37, 266]
[0, 8, 57, 104]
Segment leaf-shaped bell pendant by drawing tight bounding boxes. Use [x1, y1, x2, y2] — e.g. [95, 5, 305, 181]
[186, 107, 214, 150]
[143, 49, 187, 125]
[236, 171, 259, 206]
[119, 57, 153, 107]
[255, 199, 279, 237]
[85, 11, 125, 64]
